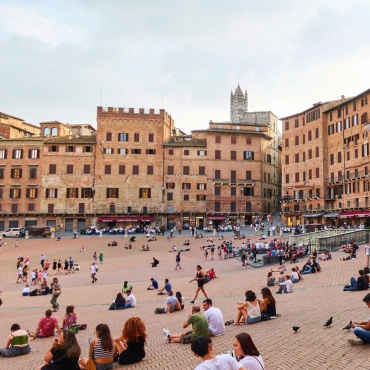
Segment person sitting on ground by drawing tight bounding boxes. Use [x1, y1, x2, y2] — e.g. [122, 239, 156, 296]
[169, 246, 177, 252]
[80, 246, 86, 252]
[258, 287, 277, 318]
[38, 327, 80, 370]
[231, 290, 261, 325]
[202, 298, 225, 337]
[271, 260, 286, 273]
[155, 290, 181, 314]
[276, 275, 293, 294]
[148, 236, 157, 242]
[111, 241, 118, 246]
[122, 281, 133, 293]
[166, 305, 209, 343]
[295, 266, 304, 280]
[344, 270, 369, 291]
[157, 278, 172, 295]
[115, 293, 127, 309]
[183, 240, 190, 246]
[176, 291, 185, 310]
[62, 305, 77, 328]
[208, 268, 217, 279]
[151, 257, 159, 267]
[301, 260, 313, 274]
[266, 271, 276, 286]
[319, 251, 332, 261]
[113, 317, 146, 365]
[22, 284, 30, 296]
[0, 323, 31, 357]
[291, 267, 300, 283]
[147, 278, 158, 290]
[311, 258, 321, 273]
[31, 309, 62, 339]
[340, 248, 357, 260]
[259, 234, 266, 240]
[141, 245, 150, 251]
[348, 293, 370, 345]
[123, 290, 136, 308]
[233, 332, 264, 370]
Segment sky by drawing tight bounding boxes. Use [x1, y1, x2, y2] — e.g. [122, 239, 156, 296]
[1, 0, 370, 134]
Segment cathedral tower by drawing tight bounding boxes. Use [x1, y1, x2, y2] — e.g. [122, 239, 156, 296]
[230, 84, 248, 122]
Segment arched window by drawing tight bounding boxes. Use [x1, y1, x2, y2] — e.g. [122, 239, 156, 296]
[51, 127, 58, 136]
[43, 127, 50, 136]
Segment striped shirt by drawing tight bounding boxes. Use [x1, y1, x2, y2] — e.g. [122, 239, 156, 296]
[93, 338, 114, 359]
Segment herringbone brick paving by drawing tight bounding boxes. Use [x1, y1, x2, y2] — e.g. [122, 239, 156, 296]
[0, 232, 369, 369]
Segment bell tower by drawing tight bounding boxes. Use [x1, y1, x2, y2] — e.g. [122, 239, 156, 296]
[230, 84, 248, 122]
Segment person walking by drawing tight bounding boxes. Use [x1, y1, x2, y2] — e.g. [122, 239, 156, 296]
[52, 259, 57, 275]
[99, 252, 104, 264]
[16, 265, 23, 283]
[14, 239, 19, 250]
[50, 277, 61, 312]
[57, 259, 62, 274]
[90, 262, 98, 283]
[40, 255, 45, 268]
[175, 252, 182, 270]
[93, 252, 97, 263]
[365, 240, 370, 266]
[189, 265, 208, 303]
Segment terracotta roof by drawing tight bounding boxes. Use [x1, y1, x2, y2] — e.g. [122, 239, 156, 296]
[45, 136, 96, 144]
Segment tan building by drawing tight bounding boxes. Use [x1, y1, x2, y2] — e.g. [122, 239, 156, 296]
[281, 88, 370, 227]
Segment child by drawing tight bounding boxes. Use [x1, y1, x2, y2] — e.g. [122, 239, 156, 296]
[31, 269, 37, 285]
[37, 270, 42, 284]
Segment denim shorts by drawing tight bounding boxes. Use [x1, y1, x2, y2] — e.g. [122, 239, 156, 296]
[95, 361, 114, 370]
[247, 316, 261, 324]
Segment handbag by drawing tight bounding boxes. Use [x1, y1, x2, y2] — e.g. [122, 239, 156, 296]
[261, 313, 270, 321]
[85, 358, 96, 370]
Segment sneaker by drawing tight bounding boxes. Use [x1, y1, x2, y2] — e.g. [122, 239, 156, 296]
[163, 329, 171, 341]
[190, 300, 195, 303]
[348, 338, 364, 345]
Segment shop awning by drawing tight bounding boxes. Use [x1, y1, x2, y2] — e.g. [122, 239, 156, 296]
[97, 216, 156, 222]
[207, 215, 226, 220]
[355, 211, 370, 217]
[323, 212, 339, 218]
[303, 213, 323, 218]
[338, 212, 357, 219]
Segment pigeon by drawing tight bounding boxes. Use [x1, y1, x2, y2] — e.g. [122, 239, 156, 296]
[342, 321, 352, 331]
[324, 317, 333, 328]
[293, 326, 300, 333]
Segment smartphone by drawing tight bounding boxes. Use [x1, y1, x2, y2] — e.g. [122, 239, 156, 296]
[88, 338, 93, 343]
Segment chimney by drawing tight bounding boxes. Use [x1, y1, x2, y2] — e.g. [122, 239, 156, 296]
[341, 95, 345, 101]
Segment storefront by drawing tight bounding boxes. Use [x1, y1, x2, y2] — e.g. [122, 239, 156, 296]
[323, 212, 339, 226]
[303, 213, 323, 225]
[338, 211, 370, 226]
[207, 215, 226, 230]
[97, 216, 156, 228]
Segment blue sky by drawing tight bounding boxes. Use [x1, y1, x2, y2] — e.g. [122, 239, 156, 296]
[1, 0, 370, 133]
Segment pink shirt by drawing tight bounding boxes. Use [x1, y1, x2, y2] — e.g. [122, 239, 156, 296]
[38, 316, 58, 337]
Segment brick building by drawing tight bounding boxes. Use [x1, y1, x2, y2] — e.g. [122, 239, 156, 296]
[281, 88, 370, 227]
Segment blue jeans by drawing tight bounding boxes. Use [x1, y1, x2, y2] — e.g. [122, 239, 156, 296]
[354, 327, 370, 343]
[291, 278, 299, 283]
[247, 316, 261, 324]
[350, 277, 358, 290]
[95, 361, 114, 370]
[301, 266, 312, 274]
[123, 302, 133, 308]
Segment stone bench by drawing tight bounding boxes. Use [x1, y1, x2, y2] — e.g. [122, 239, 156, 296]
[262, 255, 280, 265]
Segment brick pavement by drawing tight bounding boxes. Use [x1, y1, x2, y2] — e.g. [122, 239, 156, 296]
[0, 232, 369, 369]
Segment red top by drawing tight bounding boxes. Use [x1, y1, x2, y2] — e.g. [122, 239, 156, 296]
[38, 316, 58, 337]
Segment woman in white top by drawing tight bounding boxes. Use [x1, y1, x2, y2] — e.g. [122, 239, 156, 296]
[233, 332, 265, 370]
[231, 290, 261, 325]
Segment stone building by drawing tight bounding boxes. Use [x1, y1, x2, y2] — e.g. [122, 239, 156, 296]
[281, 88, 370, 227]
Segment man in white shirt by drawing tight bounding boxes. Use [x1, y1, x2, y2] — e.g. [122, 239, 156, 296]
[191, 336, 246, 370]
[16, 265, 23, 283]
[202, 299, 224, 336]
[90, 262, 98, 283]
[125, 290, 136, 308]
[365, 240, 370, 266]
[276, 275, 293, 294]
[291, 268, 299, 283]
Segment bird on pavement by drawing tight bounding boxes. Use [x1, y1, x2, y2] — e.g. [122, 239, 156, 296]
[342, 321, 352, 331]
[293, 326, 300, 333]
[324, 317, 333, 328]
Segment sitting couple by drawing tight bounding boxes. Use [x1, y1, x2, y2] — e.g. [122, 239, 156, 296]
[110, 292, 136, 310]
[154, 291, 183, 314]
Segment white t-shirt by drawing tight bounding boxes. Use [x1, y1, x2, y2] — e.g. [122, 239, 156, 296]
[291, 271, 299, 280]
[127, 293, 136, 307]
[204, 306, 225, 336]
[239, 355, 264, 370]
[195, 354, 241, 370]
[22, 287, 30, 293]
[90, 265, 97, 274]
[366, 244, 370, 256]
[280, 279, 293, 293]
[17, 266, 22, 275]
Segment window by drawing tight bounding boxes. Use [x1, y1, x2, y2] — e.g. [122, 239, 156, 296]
[285, 138, 289, 148]
[231, 170, 236, 181]
[134, 133, 140, 142]
[0, 168, 4, 179]
[246, 202, 251, 212]
[143, 206, 147, 213]
[146, 149, 156, 155]
[133, 165, 139, 175]
[29, 149, 39, 159]
[11, 168, 22, 179]
[119, 165, 125, 175]
[197, 150, 207, 156]
[285, 155, 290, 165]
[230, 187, 236, 196]
[46, 189, 58, 198]
[352, 114, 358, 126]
[303, 172, 306, 182]
[328, 124, 334, 135]
[215, 170, 221, 179]
[81, 188, 93, 198]
[10, 188, 21, 198]
[353, 101, 357, 111]
[330, 154, 334, 165]
[106, 188, 119, 198]
[295, 136, 299, 145]
[285, 174, 289, 183]
[355, 149, 358, 158]
[303, 152, 306, 162]
[83, 165, 91, 174]
[139, 188, 151, 198]
[302, 134, 305, 144]
[243, 151, 254, 160]
[167, 166, 174, 175]
[148, 133, 154, 142]
[51, 128, 57, 136]
[184, 194, 189, 201]
[48, 204, 54, 213]
[147, 165, 154, 175]
[336, 121, 342, 132]
[315, 147, 319, 158]
[196, 194, 206, 201]
[29, 168, 37, 179]
[105, 132, 112, 141]
[66, 146, 75, 152]
[167, 192, 173, 201]
[230, 202, 236, 212]
[361, 96, 368, 107]
[183, 166, 190, 175]
[84, 146, 92, 152]
[295, 119, 299, 128]
[168, 149, 174, 155]
[214, 187, 221, 196]
[308, 149, 312, 159]
[337, 109, 342, 118]
[231, 136, 237, 144]
[295, 154, 299, 163]
[338, 152, 342, 163]
[285, 121, 289, 130]
[184, 150, 189, 156]
[215, 135, 221, 143]
[66, 188, 79, 198]
[182, 183, 191, 190]
[118, 133, 129, 141]
[308, 169, 312, 179]
[215, 201, 220, 212]
[197, 183, 207, 190]
[344, 117, 350, 129]
[127, 207, 132, 213]
[231, 151, 237, 160]
[43, 127, 50, 136]
[362, 144, 369, 157]
[0, 149, 7, 159]
[308, 131, 312, 141]
[104, 148, 113, 154]
[78, 203, 85, 213]
[295, 173, 299, 182]
[132, 149, 141, 154]
[105, 165, 111, 175]
[199, 167, 205, 175]
[12, 149, 23, 159]
[243, 188, 254, 196]
[118, 149, 129, 154]
[49, 145, 58, 152]
[26, 188, 38, 198]
[246, 136, 252, 145]
[215, 150, 221, 159]
[66, 164, 73, 174]
[316, 168, 320, 178]
[361, 112, 368, 124]
[246, 171, 252, 180]
[267, 154, 271, 163]
[315, 128, 319, 138]
[166, 183, 175, 189]
[306, 108, 320, 123]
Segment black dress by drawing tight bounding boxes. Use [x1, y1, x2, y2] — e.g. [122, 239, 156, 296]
[118, 337, 145, 365]
[197, 272, 204, 287]
[263, 303, 276, 317]
[41, 348, 80, 370]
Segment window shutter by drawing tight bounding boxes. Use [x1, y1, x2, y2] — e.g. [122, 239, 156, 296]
[252, 152, 254, 160]
[55, 189, 58, 198]
[26, 189, 29, 198]
[12, 149, 15, 159]
[28, 149, 31, 158]
[19, 169, 22, 178]
[148, 188, 151, 198]
[35, 189, 38, 198]
[139, 189, 142, 198]
[46, 189, 49, 198]
[19, 189, 21, 198]
[4, 149, 6, 159]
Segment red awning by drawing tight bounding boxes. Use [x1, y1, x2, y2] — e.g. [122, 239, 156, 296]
[338, 212, 358, 219]
[98, 216, 156, 222]
[355, 211, 370, 217]
[207, 215, 226, 220]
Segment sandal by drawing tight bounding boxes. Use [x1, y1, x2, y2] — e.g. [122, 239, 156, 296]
[225, 320, 231, 326]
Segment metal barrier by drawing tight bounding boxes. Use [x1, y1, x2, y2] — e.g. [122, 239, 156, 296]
[316, 229, 370, 252]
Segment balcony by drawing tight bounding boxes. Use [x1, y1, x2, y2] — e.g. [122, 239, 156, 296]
[326, 169, 370, 185]
[212, 179, 255, 185]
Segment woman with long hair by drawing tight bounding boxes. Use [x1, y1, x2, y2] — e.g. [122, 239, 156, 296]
[115, 293, 126, 309]
[38, 328, 80, 370]
[62, 305, 77, 329]
[79, 323, 114, 370]
[233, 332, 264, 370]
[189, 265, 208, 303]
[175, 291, 185, 310]
[258, 287, 277, 317]
[231, 290, 261, 325]
[113, 317, 146, 365]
